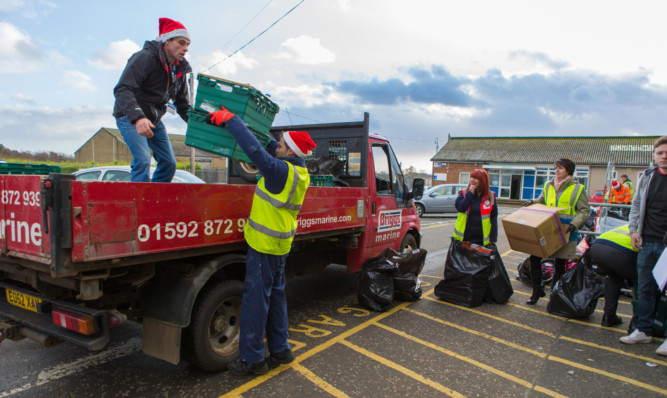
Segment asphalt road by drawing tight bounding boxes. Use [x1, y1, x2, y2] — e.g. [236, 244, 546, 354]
[1, 207, 666, 397]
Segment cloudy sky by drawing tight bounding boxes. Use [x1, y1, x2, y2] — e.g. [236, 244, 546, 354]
[1, 0, 666, 172]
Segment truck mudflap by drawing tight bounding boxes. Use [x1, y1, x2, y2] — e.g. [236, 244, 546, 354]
[0, 282, 109, 350]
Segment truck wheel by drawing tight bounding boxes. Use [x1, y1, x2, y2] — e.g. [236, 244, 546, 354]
[182, 280, 244, 373]
[234, 161, 259, 184]
[415, 203, 425, 218]
[400, 234, 418, 253]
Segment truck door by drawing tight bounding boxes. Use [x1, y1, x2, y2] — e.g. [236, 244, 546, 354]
[369, 142, 408, 256]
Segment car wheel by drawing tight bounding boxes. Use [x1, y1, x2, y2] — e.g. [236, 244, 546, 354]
[415, 203, 425, 218]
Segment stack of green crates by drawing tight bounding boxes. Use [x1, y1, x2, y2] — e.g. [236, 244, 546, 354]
[0, 162, 61, 175]
[185, 74, 280, 164]
[310, 175, 334, 187]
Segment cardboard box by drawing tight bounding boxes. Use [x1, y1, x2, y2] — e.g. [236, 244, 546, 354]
[502, 204, 570, 258]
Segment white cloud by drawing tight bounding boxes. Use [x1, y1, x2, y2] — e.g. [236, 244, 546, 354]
[0, 0, 26, 12]
[275, 35, 335, 65]
[0, 21, 66, 72]
[62, 70, 96, 91]
[88, 39, 141, 70]
[10, 93, 35, 105]
[193, 50, 259, 77]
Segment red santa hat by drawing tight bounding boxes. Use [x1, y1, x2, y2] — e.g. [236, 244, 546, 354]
[612, 181, 620, 189]
[157, 18, 190, 42]
[283, 131, 316, 158]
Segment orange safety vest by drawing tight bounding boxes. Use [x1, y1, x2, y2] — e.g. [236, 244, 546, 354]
[609, 184, 631, 204]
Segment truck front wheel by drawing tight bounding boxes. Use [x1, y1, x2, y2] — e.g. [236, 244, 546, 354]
[182, 280, 244, 372]
[400, 233, 418, 253]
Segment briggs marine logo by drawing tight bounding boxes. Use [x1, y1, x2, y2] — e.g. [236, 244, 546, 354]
[378, 210, 402, 232]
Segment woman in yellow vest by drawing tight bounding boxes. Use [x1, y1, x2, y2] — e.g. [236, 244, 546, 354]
[523, 158, 590, 305]
[453, 169, 498, 247]
[589, 225, 637, 327]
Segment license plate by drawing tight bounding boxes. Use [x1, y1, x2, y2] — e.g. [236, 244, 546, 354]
[5, 288, 43, 313]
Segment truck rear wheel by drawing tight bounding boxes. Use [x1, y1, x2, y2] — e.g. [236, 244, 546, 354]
[234, 161, 259, 184]
[400, 233, 418, 253]
[182, 280, 244, 372]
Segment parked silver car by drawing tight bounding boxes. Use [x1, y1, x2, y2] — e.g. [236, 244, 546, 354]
[74, 166, 205, 183]
[413, 183, 467, 217]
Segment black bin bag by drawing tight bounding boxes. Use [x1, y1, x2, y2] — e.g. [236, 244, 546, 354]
[547, 253, 604, 318]
[485, 250, 513, 304]
[434, 238, 492, 308]
[357, 247, 428, 310]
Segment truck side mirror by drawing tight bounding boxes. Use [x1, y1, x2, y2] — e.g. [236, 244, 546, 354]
[411, 178, 425, 200]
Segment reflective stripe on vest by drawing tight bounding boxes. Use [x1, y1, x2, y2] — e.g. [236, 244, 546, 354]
[244, 162, 310, 255]
[453, 190, 495, 246]
[544, 181, 584, 216]
[597, 225, 636, 252]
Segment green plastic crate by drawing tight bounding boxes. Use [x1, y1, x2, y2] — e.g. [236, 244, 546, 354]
[185, 109, 272, 164]
[194, 74, 279, 135]
[0, 162, 61, 175]
[310, 175, 334, 187]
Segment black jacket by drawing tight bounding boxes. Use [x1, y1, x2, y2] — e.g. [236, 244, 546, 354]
[113, 40, 192, 124]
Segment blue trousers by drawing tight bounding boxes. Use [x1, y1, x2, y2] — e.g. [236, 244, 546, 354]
[239, 247, 290, 364]
[116, 117, 176, 182]
[636, 241, 666, 334]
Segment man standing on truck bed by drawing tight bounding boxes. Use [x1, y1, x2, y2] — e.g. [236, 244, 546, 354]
[113, 18, 192, 182]
[207, 106, 316, 376]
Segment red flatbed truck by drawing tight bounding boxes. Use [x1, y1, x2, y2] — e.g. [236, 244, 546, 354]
[0, 113, 424, 372]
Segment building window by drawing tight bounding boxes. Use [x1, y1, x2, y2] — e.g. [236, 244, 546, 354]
[460, 172, 470, 184]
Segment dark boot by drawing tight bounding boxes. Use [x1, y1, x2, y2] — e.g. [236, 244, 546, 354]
[551, 258, 566, 289]
[527, 256, 546, 305]
[601, 313, 623, 327]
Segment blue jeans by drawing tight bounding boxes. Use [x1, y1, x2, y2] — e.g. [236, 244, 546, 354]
[239, 247, 290, 364]
[116, 117, 176, 182]
[636, 241, 666, 334]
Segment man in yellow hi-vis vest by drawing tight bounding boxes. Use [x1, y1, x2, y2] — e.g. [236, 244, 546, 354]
[207, 107, 316, 376]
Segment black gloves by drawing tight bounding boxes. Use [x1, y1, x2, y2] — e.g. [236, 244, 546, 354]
[566, 224, 577, 233]
[522, 200, 532, 207]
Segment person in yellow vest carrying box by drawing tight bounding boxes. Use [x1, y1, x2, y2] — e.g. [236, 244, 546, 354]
[206, 106, 316, 376]
[609, 180, 631, 204]
[522, 158, 590, 305]
[589, 225, 637, 327]
[453, 169, 498, 248]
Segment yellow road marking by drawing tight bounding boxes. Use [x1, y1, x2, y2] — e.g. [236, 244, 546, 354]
[403, 308, 547, 358]
[374, 323, 541, 391]
[340, 339, 467, 398]
[423, 293, 557, 337]
[292, 363, 350, 397]
[548, 355, 667, 395]
[534, 385, 569, 398]
[220, 302, 412, 398]
[558, 336, 667, 367]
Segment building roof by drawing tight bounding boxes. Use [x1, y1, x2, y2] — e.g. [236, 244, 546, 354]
[431, 136, 662, 166]
[76, 128, 224, 159]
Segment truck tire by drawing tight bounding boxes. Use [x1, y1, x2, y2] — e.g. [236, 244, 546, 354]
[400, 233, 418, 253]
[234, 160, 259, 184]
[182, 280, 244, 373]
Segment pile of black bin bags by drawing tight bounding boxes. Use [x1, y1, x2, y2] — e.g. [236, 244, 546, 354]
[434, 238, 513, 307]
[357, 247, 427, 312]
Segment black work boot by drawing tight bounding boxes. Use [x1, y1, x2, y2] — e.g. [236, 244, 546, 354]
[228, 357, 269, 377]
[526, 257, 545, 305]
[601, 313, 623, 327]
[267, 348, 295, 369]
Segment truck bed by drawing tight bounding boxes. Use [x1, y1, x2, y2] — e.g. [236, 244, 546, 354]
[1, 174, 368, 276]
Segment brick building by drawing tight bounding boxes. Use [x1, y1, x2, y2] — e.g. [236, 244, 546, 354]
[430, 135, 662, 200]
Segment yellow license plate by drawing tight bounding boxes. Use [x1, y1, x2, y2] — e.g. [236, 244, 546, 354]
[5, 288, 42, 313]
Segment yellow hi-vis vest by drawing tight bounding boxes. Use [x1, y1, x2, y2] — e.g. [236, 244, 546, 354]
[544, 181, 584, 216]
[597, 225, 636, 252]
[244, 162, 310, 255]
[623, 180, 634, 198]
[453, 191, 495, 246]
